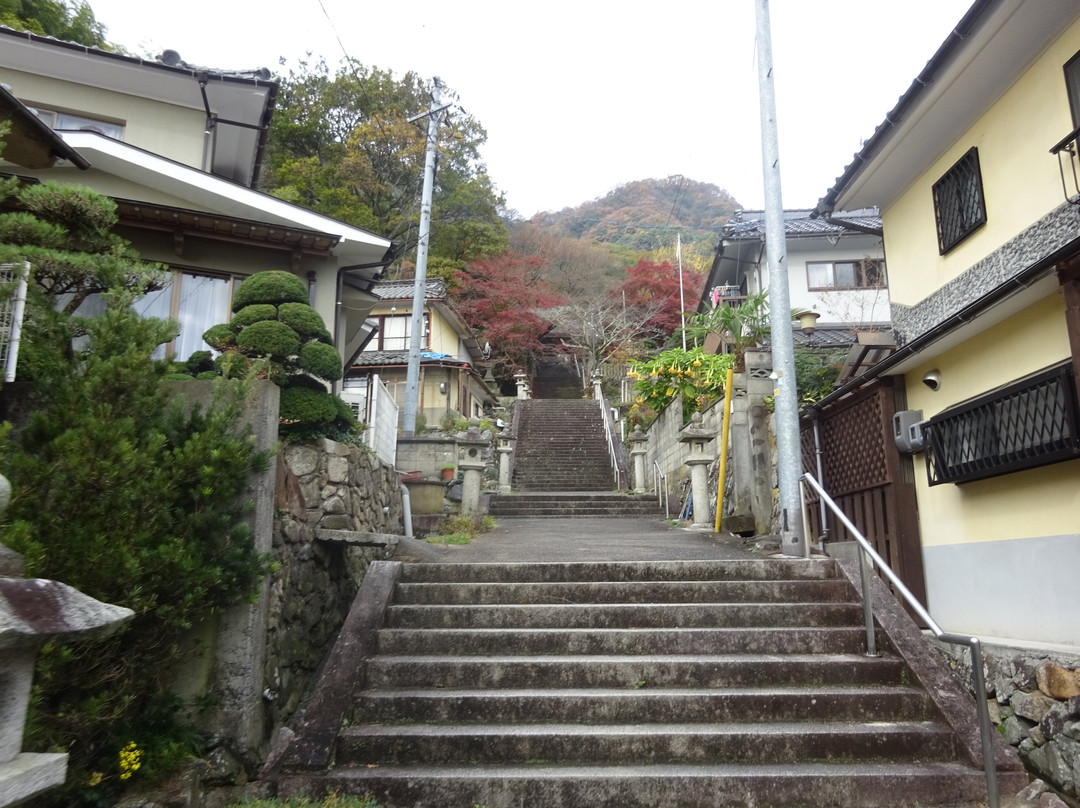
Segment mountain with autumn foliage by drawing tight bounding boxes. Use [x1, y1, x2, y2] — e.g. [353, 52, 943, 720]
[523, 175, 741, 272]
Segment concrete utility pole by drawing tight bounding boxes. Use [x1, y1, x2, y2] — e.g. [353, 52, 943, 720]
[754, 0, 807, 557]
[402, 77, 447, 437]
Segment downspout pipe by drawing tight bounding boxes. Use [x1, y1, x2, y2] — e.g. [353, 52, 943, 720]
[399, 483, 413, 538]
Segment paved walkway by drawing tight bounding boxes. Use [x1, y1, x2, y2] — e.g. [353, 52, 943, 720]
[415, 517, 761, 564]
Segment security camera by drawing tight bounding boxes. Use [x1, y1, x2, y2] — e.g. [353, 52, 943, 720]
[922, 370, 942, 391]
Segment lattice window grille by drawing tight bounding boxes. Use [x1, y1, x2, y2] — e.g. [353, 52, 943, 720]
[932, 147, 987, 254]
[924, 363, 1080, 486]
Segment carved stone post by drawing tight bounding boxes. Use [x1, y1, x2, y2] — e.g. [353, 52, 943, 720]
[457, 419, 489, 516]
[514, 372, 530, 400]
[591, 372, 603, 401]
[496, 428, 515, 494]
[679, 412, 717, 529]
[628, 425, 649, 494]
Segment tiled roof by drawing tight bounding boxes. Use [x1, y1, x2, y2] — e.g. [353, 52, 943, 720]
[349, 350, 468, 368]
[374, 278, 447, 302]
[724, 209, 881, 240]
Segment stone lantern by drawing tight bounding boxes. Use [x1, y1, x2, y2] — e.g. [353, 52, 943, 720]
[457, 418, 489, 516]
[591, 372, 603, 401]
[496, 428, 515, 494]
[0, 474, 133, 806]
[628, 425, 649, 494]
[678, 412, 717, 529]
[514, 372, 530, 400]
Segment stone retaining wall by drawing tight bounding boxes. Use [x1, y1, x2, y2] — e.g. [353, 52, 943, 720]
[262, 440, 404, 737]
[931, 639, 1080, 803]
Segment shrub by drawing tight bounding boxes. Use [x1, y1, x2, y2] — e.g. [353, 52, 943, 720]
[185, 350, 215, 376]
[232, 303, 279, 328]
[230, 270, 306, 310]
[299, 341, 343, 381]
[279, 301, 332, 341]
[1, 294, 273, 806]
[236, 319, 301, 359]
[280, 385, 339, 425]
[203, 323, 238, 351]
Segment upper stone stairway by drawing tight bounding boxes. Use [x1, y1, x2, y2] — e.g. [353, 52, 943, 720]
[488, 398, 661, 517]
[270, 556, 1026, 807]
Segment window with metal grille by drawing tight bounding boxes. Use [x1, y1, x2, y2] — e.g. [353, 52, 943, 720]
[932, 147, 987, 254]
[923, 362, 1080, 485]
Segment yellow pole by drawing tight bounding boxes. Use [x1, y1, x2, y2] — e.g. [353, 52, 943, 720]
[714, 365, 734, 533]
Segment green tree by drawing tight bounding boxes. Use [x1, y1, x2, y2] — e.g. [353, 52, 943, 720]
[203, 270, 359, 443]
[0, 0, 109, 47]
[0, 173, 272, 804]
[261, 58, 507, 266]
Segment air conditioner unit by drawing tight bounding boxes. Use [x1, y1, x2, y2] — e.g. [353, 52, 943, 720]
[893, 409, 926, 454]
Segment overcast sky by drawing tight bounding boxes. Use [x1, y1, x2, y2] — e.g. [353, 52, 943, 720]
[89, 0, 973, 218]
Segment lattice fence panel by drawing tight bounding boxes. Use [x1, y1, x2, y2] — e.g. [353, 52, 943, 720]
[820, 389, 890, 495]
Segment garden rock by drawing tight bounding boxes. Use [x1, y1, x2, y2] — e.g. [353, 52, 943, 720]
[1039, 662, 1080, 700]
[1014, 690, 1061, 723]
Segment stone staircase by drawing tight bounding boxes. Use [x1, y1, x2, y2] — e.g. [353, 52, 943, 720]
[270, 557, 1026, 807]
[488, 492, 660, 518]
[510, 398, 618, 492]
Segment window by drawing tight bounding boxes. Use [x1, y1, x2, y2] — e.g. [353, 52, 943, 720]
[1065, 50, 1080, 130]
[30, 108, 125, 140]
[365, 314, 429, 352]
[806, 259, 887, 291]
[134, 271, 238, 360]
[932, 147, 986, 254]
[923, 362, 1080, 485]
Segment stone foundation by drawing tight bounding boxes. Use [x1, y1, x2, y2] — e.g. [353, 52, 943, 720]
[930, 637, 1080, 803]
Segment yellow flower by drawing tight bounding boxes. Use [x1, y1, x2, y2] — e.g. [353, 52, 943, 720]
[635, 396, 644, 405]
[693, 360, 702, 367]
[87, 772, 103, 787]
[118, 742, 142, 781]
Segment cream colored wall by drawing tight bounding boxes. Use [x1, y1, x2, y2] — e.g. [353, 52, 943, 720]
[883, 17, 1080, 306]
[3, 68, 207, 167]
[905, 292, 1078, 548]
[427, 309, 462, 357]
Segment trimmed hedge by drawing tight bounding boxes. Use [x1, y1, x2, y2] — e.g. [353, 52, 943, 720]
[230, 270, 307, 311]
[280, 385, 338, 424]
[236, 319, 301, 359]
[278, 302, 331, 341]
[203, 323, 237, 351]
[232, 303, 279, 328]
[298, 341, 343, 381]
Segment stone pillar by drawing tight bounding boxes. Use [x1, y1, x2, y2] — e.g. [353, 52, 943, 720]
[457, 419, 489, 516]
[679, 412, 717, 529]
[628, 425, 648, 494]
[0, 475, 134, 807]
[496, 428, 515, 494]
[591, 373, 603, 401]
[515, 372, 529, 400]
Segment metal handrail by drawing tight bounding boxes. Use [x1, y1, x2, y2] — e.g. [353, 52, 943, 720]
[800, 472, 999, 808]
[653, 461, 669, 518]
[596, 389, 622, 487]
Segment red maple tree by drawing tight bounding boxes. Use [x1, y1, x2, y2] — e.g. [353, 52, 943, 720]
[451, 251, 566, 383]
[611, 259, 706, 340]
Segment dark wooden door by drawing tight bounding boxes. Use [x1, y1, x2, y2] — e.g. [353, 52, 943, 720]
[801, 378, 927, 607]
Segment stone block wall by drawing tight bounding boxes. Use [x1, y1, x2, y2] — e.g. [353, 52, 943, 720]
[932, 639, 1080, 802]
[262, 440, 404, 737]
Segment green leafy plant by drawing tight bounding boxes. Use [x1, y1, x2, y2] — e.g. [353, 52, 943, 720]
[0, 290, 273, 806]
[432, 514, 496, 540]
[627, 346, 734, 424]
[202, 270, 357, 443]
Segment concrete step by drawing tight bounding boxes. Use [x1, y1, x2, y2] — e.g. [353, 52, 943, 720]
[489, 502, 655, 514]
[353, 685, 935, 724]
[398, 559, 840, 583]
[363, 653, 906, 689]
[336, 720, 959, 766]
[392, 579, 854, 605]
[384, 602, 866, 629]
[279, 762, 1000, 808]
[373, 626, 873, 655]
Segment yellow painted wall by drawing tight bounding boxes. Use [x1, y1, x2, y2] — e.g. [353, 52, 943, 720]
[883, 17, 1080, 306]
[905, 292, 1079, 547]
[367, 303, 462, 358]
[3, 68, 207, 167]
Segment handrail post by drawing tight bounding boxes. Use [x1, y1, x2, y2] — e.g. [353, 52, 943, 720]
[802, 471, 1000, 808]
[857, 545, 879, 657]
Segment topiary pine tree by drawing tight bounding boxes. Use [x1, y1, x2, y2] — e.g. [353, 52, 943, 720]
[202, 270, 358, 442]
